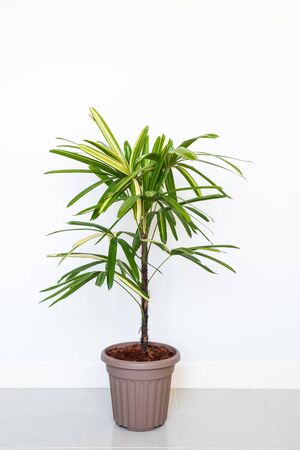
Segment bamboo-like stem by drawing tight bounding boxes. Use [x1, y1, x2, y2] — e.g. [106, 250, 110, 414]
[140, 230, 149, 353]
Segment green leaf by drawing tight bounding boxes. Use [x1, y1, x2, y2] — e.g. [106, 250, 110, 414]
[130, 126, 149, 170]
[132, 230, 141, 253]
[217, 156, 243, 176]
[89, 107, 123, 159]
[93, 181, 131, 218]
[117, 195, 138, 219]
[189, 244, 239, 250]
[50, 149, 102, 167]
[148, 141, 171, 190]
[136, 153, 159, 164]
[92, 167, 148, 218]
[48, 252, 107, 261]
[178, 163, 219, 187]
[172, 147, 197, 160]
[161, 199, 193, 237]
[144, 191, 157, 198]
[79, 144, 128, 174]
[157, 209, 167, 244]
[142, 239, 169, 253]
[162, 196, 192, 223]
[50, 149, 118, 177]
[185, 205, 210, 222]
[41, 271, 96, 297]
[88, 163, 117, 177]
[45, 169, 92, 174]
[116, 273, 149, 300]
[202, 153, 252, 163]
[195, 158, 237, 175]
[196, 152, 246, 175]
[48, 273, 98, 307]
[58, 261, 103, 283]
[118, 238, 139, 282]
[117, 259, 139, 282]
[165, 168, 177, 200]
[67, 221, 112, 234]
[179, 194, 227, 207]
[171, 213, 193, 237]
[142, 134, 149, 155]
[95, 271, 106, 287]
[176, 166, 202, 197]
[106, 237, 118, 289]
[178, 253, 216, 274]
[124, 141, 132, 162]
[67, 180, 107, 208]
[180, 134, 219, 148]
[164, 209, 178, 240]
[47, 228, 99, 236]
[57, 144, 80, 149]
[57, 232, 103, 265]
[76, 204, 104, 217]
[56, 137, 79, 145]
[115, 231, 136, 238]
[40, 278, 76, 293]
[194, 252, 236, 272]
[152, 135, 166, 154]
[83, 139, 118, 160]
[40, 272, 97, 305]
[40, 281, 80, 302]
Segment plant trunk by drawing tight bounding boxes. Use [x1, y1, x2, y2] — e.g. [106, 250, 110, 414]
[140, 232, 149, 353]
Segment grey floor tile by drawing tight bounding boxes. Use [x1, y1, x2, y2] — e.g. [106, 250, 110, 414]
[80, 409, 181, 447]
[257, 389, 300, 411]
[178, 409, 280, 448]
[168, 388, 177, 410]
[0, 388, 111, 412]
[176, 388, 263, 412]
[268, 410, 300, 449]
[0, 410, 87, 447]
[0, 390, 14, 410]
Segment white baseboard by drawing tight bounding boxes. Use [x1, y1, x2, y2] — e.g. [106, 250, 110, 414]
[0, 361, 300, 389]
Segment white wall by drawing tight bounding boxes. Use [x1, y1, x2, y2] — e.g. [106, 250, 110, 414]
[0, 0, 299, 388]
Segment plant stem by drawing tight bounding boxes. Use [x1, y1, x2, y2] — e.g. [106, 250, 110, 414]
[140, 230, 149, 353]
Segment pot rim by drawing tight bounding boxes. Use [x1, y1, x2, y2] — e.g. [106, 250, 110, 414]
[101, 341, 180, 370]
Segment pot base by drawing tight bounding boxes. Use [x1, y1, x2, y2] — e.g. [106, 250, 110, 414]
[118, 423, 164, 432]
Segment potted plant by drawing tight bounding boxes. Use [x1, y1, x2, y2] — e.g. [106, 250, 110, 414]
[41, 108, 245, 431]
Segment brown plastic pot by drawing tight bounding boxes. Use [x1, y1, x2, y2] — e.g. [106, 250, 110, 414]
[101, 341, 180, 431]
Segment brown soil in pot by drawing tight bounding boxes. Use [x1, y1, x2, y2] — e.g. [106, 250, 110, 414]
[106, 343, 175, 362]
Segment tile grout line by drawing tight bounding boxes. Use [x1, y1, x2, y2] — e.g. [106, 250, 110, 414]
[0, 448, 283, 450]
[253, 388, 267, 410]
[78, 409, 90, 448]
[173, 388, 184, 448]
[0, 448, 80, 449]
[253, 388, 283, 449]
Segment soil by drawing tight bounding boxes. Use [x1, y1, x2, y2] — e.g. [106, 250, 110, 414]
[106, 343, 175, 362]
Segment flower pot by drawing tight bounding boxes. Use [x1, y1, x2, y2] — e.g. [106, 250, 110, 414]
[101, 341, 180, 431]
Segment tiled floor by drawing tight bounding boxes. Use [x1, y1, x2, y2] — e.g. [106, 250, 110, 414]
[0, 388, 299, 449]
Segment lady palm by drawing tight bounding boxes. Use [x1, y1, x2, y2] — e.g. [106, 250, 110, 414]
[41, 108, 244, 353]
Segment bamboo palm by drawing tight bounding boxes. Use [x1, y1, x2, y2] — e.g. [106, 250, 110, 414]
[41, 107, 247, 353]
